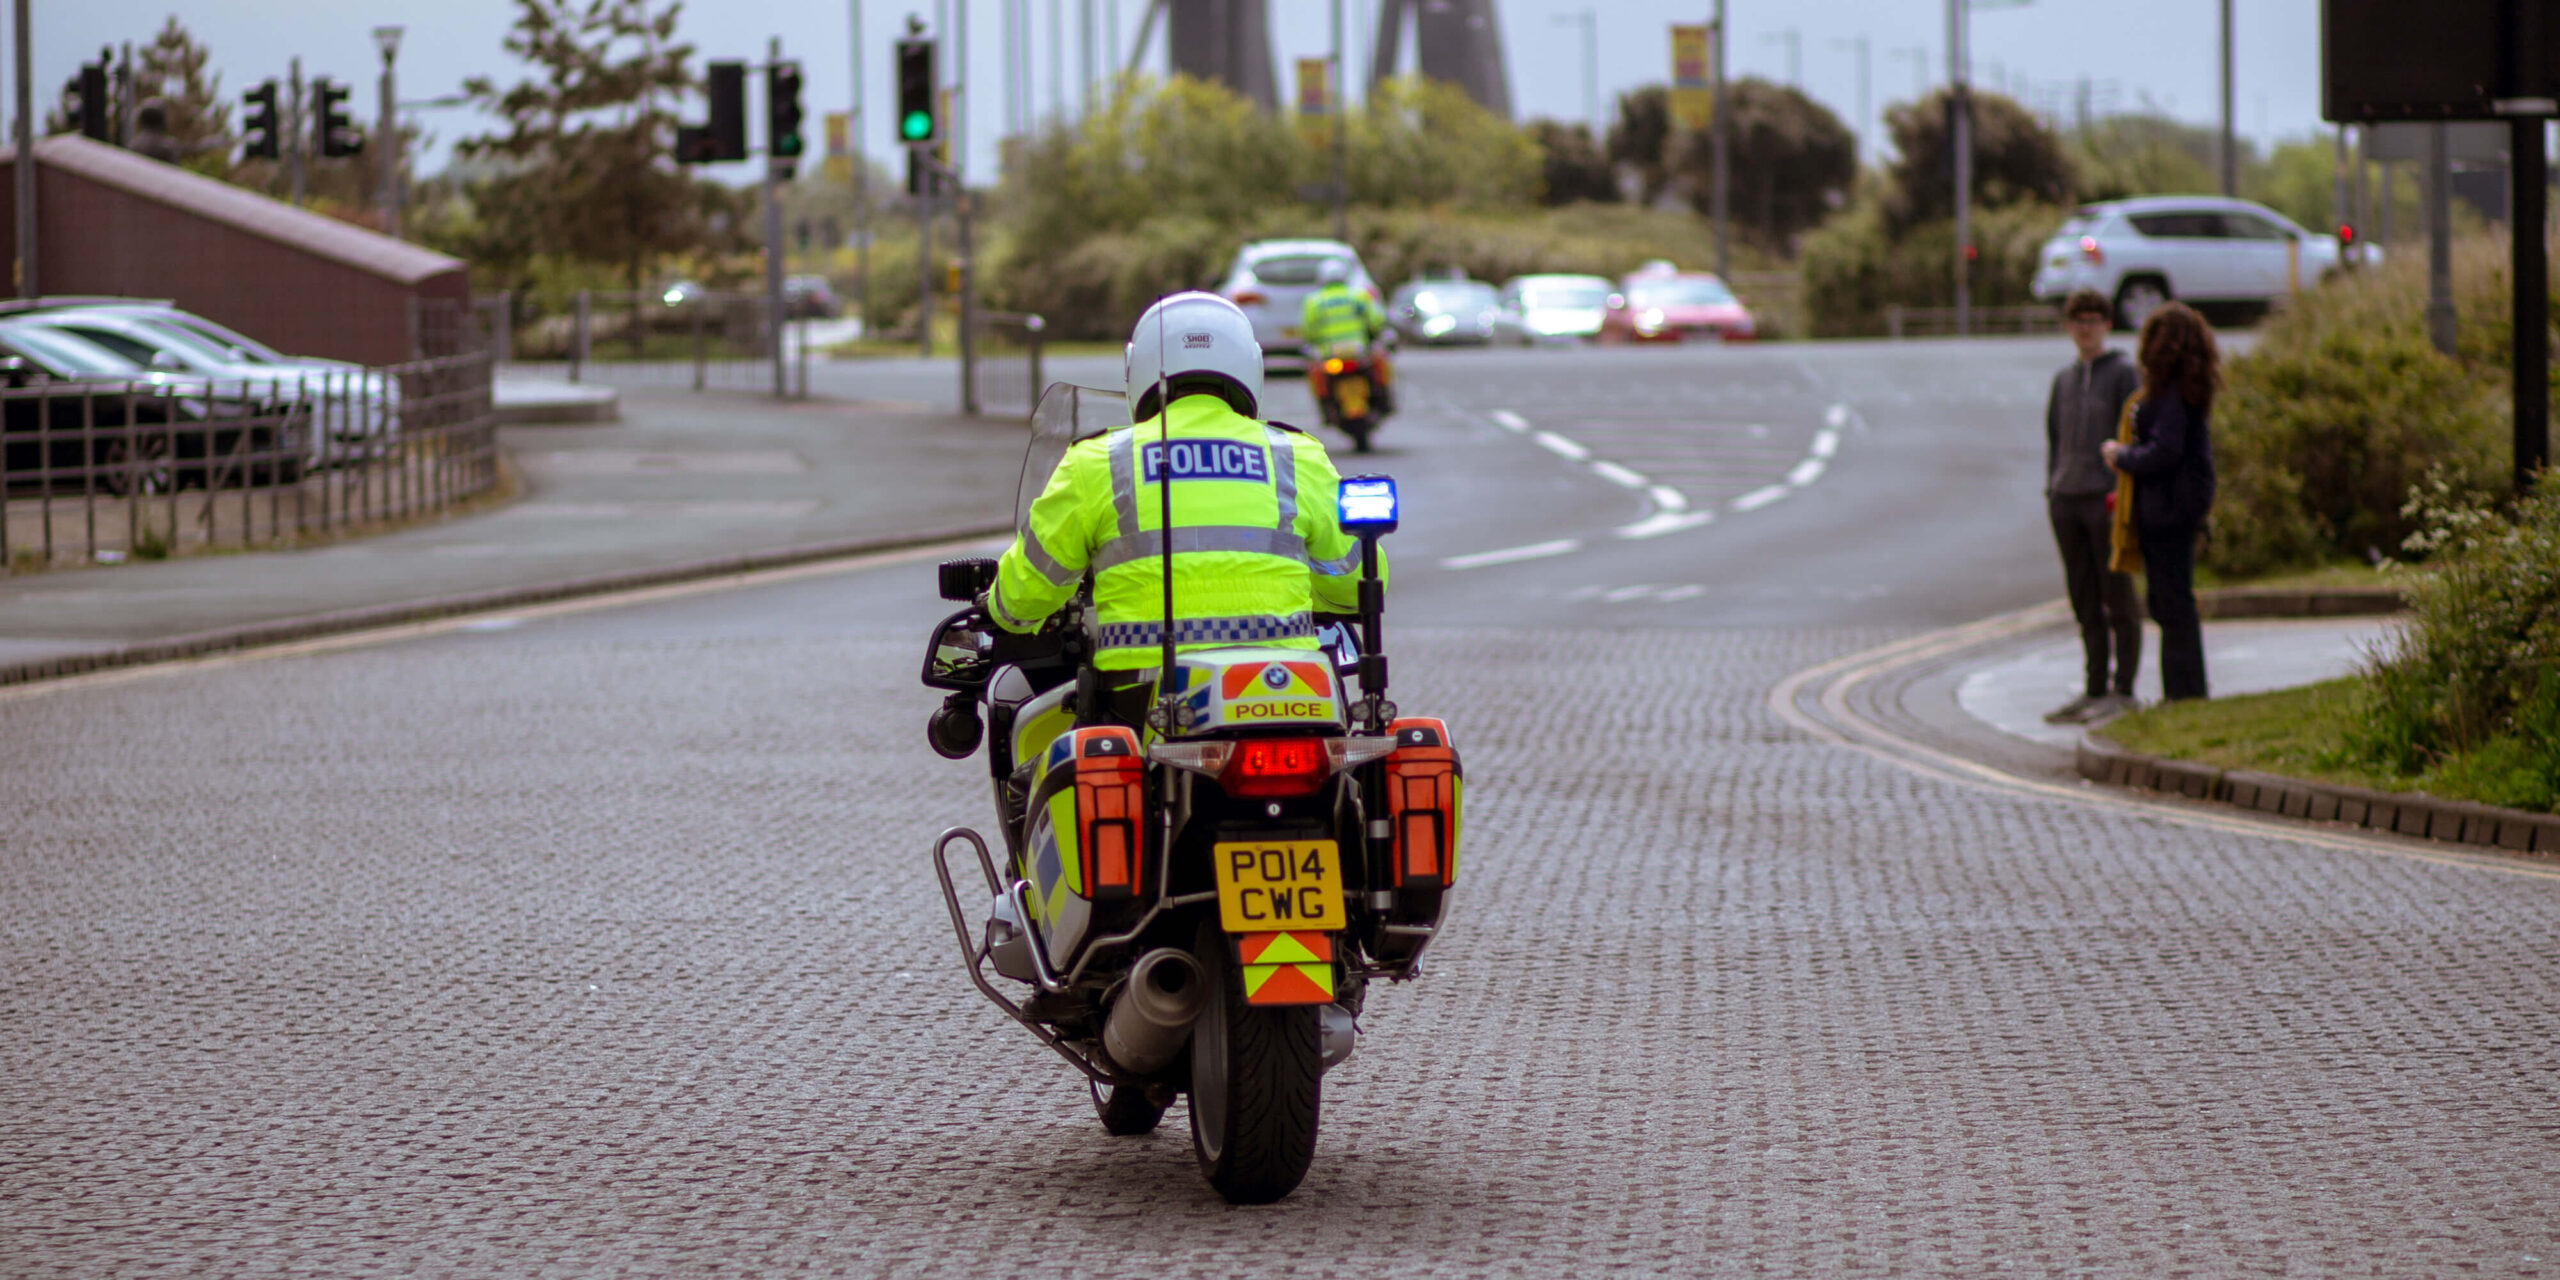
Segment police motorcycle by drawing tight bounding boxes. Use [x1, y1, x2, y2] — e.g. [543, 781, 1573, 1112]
[1308, 338, 1389, 455]
[922, 380, 1462, 1204]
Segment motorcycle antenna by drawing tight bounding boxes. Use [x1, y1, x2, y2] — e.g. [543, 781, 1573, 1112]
[1147, 305, 1180, 733]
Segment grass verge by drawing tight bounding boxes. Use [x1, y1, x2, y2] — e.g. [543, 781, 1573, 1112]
[2103, 676, 2549, 812]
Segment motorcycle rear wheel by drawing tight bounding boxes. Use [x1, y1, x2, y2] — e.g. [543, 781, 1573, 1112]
[1186, 918, 1321, 1203]
[1345, 420, 1374, 453]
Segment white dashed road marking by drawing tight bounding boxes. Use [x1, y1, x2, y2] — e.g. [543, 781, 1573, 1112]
[1451, 401, 1858, 568]
[1439, 539, 1582, 570]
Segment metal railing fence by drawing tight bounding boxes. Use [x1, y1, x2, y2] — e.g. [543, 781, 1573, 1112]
[500, 289, 811, 397]
[1, 350, 499, 570]
[1883, 305, 2065, 339]
[966, 311, 1046, 419]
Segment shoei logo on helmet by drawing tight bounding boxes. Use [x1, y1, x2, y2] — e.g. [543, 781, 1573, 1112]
[1183, 331, 1215, 348]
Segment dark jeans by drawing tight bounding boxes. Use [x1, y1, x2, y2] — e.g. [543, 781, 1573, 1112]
[2048, 493, 2141, 698]
[2138, 523, 2208, 700]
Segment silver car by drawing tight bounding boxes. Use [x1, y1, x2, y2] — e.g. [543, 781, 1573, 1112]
[20, 305, 397, 462]
[2031, 196, 2349, 330]
[1213, 239, 1382, 370]
[1491, 273, 1614, 345]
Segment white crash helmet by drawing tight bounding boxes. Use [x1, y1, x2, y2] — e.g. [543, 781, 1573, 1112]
[1316, 257, 1352, 286]
[1126, 291, 1265, 419]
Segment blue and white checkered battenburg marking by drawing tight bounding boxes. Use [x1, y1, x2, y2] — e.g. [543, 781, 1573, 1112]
[1097, 612, 1316, 650]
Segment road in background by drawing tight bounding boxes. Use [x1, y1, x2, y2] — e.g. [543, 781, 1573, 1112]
[9, 335, 2550, 1277]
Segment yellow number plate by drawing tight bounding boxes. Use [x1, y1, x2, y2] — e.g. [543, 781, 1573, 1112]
[1212, 839, 1346, 932]
[1335, 375, 1370, 418]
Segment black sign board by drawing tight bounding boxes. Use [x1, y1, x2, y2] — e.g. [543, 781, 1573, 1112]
[2323, 0, 2558, 122]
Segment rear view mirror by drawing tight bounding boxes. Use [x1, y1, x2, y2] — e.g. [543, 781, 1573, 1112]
[921, 607, 998, 691]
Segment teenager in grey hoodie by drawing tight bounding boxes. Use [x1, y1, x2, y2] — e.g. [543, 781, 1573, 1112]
[2042, 289, 2144, 724]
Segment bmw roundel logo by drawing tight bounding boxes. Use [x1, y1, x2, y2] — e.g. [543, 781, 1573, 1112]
[1261, 665, 1290, 690]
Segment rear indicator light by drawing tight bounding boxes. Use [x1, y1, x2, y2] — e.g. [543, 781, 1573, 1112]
[1222, 737, 1331, 797]
[1071, 727, 1145, 900]
[1231, 289, 1267, 307]
[1324, 358, 1346, 375]
[1382, 718, 1462, 888]
[2079, 235, 2104, 264]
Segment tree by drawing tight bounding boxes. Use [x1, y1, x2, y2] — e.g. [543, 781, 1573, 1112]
[1527, 119, 1618, 206]
[1882, 88, 2075, 233]
[2072, 113, 2228, 203]
[139, 17, 233, 175]
[1673, 78, 1856, 247]
[459, 0, 711, 326]
[1605, 86, 1672, 205]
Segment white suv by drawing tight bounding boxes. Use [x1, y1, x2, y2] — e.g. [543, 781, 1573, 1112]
[2031, 196, 2348, 330]
[1213, 239, 1381, 370]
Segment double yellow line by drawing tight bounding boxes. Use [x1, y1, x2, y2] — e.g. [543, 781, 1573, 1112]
[1769, 604, 2560, 882]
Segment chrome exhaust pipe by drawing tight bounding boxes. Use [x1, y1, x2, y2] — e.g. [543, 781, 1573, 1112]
[1102, 948, 1208, 1075]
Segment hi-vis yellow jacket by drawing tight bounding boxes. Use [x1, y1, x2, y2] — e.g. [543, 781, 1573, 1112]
[989, 394, 1384, 670]
[1301, 282, 1384, 350]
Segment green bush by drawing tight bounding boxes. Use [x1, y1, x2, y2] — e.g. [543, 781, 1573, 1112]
[2347, 479, 2560, 811]
[1798, 197, 2066, 337]
[2204, 237, 2533, 575]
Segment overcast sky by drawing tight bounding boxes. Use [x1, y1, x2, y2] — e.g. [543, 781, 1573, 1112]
[29, 0, 2326, 181]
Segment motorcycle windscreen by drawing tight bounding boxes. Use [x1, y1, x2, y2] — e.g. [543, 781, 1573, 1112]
[1015, 382, 1130, 538]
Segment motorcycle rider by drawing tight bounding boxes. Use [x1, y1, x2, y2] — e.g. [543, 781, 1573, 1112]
[985, 292, 1385, 714]
[1300, 257, 1394, 416]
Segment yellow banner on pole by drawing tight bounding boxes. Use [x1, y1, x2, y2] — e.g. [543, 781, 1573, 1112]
[1670, 23, 1716, 131]
[1296, 57, 1331, 115]
[825, 111, 850, 157]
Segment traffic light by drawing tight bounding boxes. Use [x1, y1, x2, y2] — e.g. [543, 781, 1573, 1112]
[895, 39, 937, 144]
[68, 61, 109, 142]
[241, 80, 280, 160]
[768, 60, 805, 164]
[676, 61, 747, 164]
[314, 78, 361, 158]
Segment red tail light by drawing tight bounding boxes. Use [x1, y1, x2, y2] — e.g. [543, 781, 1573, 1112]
[1231, 289, 1267, 307]
[1222, 738, 1331, 797]
[2079, 235, 2104, 265]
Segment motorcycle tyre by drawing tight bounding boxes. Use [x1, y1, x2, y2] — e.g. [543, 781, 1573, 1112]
[1092, 1081, 1168, 1136]
[1186, 917, 1321, 1204]
[1345, 419, 1374, 453]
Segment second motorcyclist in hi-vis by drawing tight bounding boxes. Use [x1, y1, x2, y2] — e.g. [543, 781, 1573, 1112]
[985, 291, 1386, 722]
[1300, 258, 1394, 416]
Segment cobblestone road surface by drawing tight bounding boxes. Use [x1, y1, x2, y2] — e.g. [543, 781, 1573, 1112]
[7, 596, 2557, 1276]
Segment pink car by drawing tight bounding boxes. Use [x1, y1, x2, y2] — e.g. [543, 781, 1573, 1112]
[1599, 270, 1757, 343]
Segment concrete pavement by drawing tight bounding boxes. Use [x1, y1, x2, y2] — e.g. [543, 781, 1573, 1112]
[0, 387, 1025, 675]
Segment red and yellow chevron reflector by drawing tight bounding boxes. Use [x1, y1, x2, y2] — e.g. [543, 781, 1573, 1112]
[1237, 930, 1335, 1006]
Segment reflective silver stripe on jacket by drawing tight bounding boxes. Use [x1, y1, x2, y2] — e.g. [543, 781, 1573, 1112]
[1095, 612, 1317, 651]
[1264, 426, 1298, 530]
[1310, 547, 1360, 577]
[1016, 527, 1076, 586]
[1091, 525, 1310, 573]
[1107, 429, 1142, 535]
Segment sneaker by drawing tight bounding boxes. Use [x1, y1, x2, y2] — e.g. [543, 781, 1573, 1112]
[2082, 693, 2141, 724]
[2042, 695, 2100, 725]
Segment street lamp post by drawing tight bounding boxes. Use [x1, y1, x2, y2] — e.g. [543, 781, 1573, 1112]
[1712, 0, 1729, 281]
[1553, 9, 1596, 132]
[1831, 34, 1871, 160]
[1950, 0, 2030, 337]
[373, 26, 402, 238]
[14, 0, 35, 297]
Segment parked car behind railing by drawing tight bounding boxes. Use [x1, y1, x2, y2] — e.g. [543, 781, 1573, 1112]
[0, 319, 301, 493]
[7, 304, 397, 463]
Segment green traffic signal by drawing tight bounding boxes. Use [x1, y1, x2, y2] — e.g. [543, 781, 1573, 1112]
[901, 109, 932, 141]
